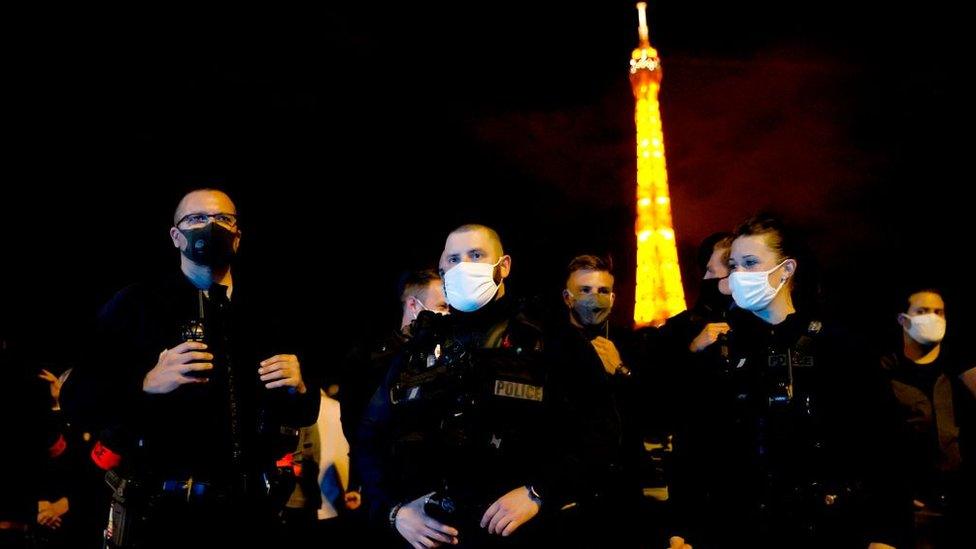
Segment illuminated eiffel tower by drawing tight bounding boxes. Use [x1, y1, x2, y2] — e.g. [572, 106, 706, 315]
[630, 2, 686, 327]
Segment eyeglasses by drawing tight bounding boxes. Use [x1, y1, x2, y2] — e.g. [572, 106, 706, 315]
[177, 212, 238, 228]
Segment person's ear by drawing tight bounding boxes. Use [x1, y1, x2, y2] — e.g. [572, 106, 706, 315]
[497, 255, 512, 280]
[170, 227, 183, 249]
[897, 313, 911, 330]
[780, 258, 797, 283]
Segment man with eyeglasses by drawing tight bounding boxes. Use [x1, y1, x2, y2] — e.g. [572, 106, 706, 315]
[61, 188, 319, 548]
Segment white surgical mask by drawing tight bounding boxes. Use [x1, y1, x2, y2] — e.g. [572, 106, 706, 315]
[443, 257, 503, 312]
[901, 313, 946, 345]
[729, 259, 790, 311]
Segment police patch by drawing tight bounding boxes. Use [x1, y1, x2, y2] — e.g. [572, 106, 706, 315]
[493, 380, 544, 402]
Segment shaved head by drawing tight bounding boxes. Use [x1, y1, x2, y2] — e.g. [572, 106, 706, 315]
[447, 224, 504, 257]
[438, 223, 511, 287]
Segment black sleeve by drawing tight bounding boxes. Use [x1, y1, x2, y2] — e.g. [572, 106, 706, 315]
[260, 302, 323, 429]
[663, 348, 719, 541]
[332, 340, 380, 492]
[61, 286, 155, 441]
[535, 343, 580, 509]
[354, 359, 399, 525]
[333, 342, 373, 465]
[38, 410, 72, 502]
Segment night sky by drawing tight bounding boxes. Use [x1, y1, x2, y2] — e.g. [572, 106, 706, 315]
[4, 1, 972, 367]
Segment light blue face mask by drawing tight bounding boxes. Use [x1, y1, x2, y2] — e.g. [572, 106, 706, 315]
[443, 257, 503, 312]
[728, 259, 789, 311]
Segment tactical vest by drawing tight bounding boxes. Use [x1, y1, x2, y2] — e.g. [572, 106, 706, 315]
[389, 309, 547, 512]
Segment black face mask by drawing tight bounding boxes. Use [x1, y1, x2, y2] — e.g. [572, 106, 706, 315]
[179, 223, 237, 267]
[695, 277, 734, 318]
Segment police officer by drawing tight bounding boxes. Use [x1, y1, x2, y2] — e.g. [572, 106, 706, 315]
[334, 269, 450, 480]
[668, 215, 909, 549]
[545, 255, 646, 547]
[655, 233, 735, 360]
[654, 233, 735, 455]
[357, 224, 549, 548]
[310, 270, 450, 544]
[62, 188, 319, 548]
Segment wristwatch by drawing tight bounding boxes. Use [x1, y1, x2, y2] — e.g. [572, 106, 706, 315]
[389, 502, 404, 530]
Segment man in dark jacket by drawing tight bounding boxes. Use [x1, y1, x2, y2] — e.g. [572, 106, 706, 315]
[545, 254, 646, 547]
[62, 188, 319, 548]
[357, 224, 549, 548]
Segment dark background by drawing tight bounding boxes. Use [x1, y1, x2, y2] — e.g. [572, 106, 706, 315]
[4, 1, 972, 368]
